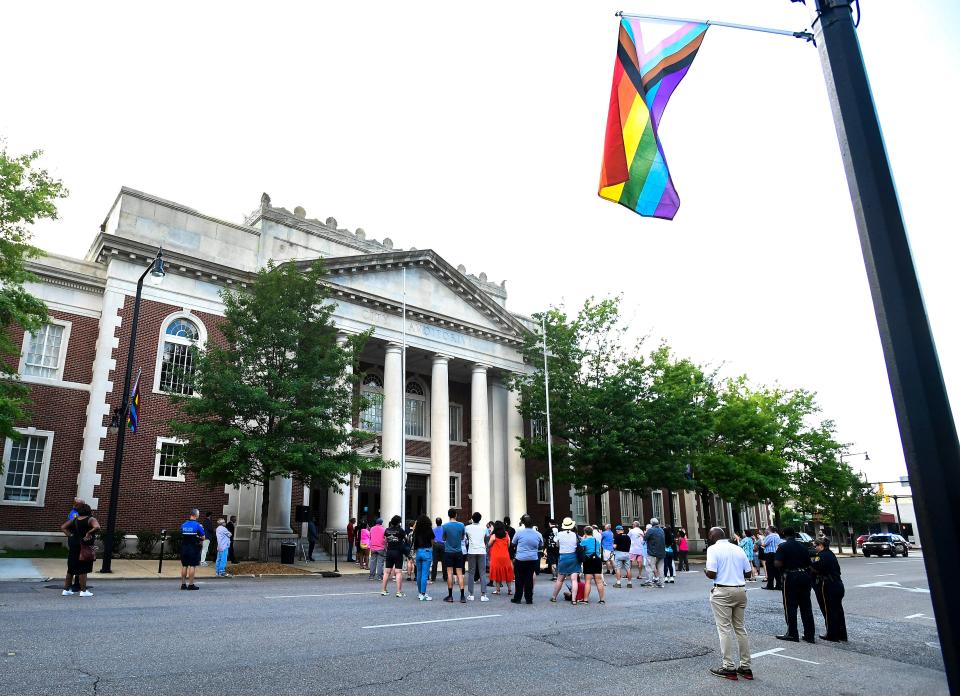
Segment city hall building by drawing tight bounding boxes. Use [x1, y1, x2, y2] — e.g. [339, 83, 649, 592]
[0, 188, 770, 555]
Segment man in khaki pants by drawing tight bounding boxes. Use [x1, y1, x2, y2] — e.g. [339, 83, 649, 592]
[704, 527, 753, 681]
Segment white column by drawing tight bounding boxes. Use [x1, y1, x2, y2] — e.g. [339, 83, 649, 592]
[430, 355, 451, 519]
[490, 379, 508, 521]
[326, 333, 352, 531]
[506, 387, 526, 524]
[267, 475, 293, 533]
[380, 343, 404, 521]
[470, 364, 491, 518]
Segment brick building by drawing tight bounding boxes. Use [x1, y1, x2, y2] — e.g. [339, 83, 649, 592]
[0, 188, 770, 554]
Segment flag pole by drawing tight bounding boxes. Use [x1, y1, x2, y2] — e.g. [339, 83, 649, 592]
[541, 313, 555, 521]
[400, 266, 407, 526]
[615, 10, 813, 41]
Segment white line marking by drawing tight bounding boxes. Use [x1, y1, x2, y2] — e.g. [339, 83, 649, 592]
[855, 581, 929, 594]
[904, 613, 936, 620]
[264, 591, 380, 599]
[362, 614, 502, 629]
[875, 573, 896, 577]
[775, 654, 820, 665]
[750, 648, 785, 658]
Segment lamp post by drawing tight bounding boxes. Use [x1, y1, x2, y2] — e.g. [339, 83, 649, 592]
[99, 249, 166, 573]
[839, 451, 869, 554]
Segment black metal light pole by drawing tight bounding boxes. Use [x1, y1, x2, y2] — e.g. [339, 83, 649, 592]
[810, 1, 960, 689]
[99, 249, 166, 573]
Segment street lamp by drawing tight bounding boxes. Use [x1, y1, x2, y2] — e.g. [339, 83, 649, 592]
[99, 248, 165, 573]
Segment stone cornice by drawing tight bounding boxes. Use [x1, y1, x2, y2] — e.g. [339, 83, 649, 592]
[26, 259, 106, 295]
[106, 187, 260, 237]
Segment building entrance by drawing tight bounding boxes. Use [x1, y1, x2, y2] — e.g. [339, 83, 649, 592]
[405, 474, 428, 522]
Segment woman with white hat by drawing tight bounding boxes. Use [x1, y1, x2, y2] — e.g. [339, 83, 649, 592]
[550, 517, 582, 605]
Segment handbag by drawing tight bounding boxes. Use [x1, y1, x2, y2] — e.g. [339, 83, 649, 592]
[575, 535, 586, 564]
[79, 540, 96, 562]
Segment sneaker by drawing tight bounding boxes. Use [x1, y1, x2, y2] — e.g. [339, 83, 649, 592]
[627, 582, 633, 588]
[444, 596, 454, 603]
[480, 595, 489, 602]
[187, 585, 199, 591]
[736, 667, 754, 680]
[396, 592, 405, 598]
[381, 590, 388, 596]
[62, 590, 75, 596]
[460, 596, 466, 603]
[710, 667, 738, 681]
[79, 590, 93, 597]
[180, 584, 188, 591]
[424, 594, 433, 601]
[200, 562, 208, 567]
[614, 582, 621, 588]
[467, 595, 475, 601]
[418, 594, 425, 601]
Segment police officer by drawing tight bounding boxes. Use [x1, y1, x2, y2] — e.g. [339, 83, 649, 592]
[774, 527, 815, 643]
[811, 537, 847, 641]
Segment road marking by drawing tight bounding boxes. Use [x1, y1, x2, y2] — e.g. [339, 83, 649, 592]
[875, 573, 896, 577]
[855, 581, 929, 594]
[926, 642, 940, 648]
[264, 591, 381, 599]
[749, 647, 819, 665]
[776, 654, 820, 665]
[905, 613, 936, 620]
[362, 614, 502, 629]
[750, 648, 785, 658]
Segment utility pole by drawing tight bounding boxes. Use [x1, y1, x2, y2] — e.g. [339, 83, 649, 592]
[810, 1, 960, 689]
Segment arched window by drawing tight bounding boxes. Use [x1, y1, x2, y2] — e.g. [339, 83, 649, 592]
[405, 380, 428, 438]
[155, 314, 205, 395]
[360, 373, 384, 432]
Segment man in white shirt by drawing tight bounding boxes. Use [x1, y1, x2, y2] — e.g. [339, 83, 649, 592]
[704, 527, 753, 681]
[464, 512, 489, 602]
[628, 521, 645, 584]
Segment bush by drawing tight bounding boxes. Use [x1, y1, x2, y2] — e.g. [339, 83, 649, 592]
[136, 531, 160, 557]
[97, 529, 127, 555]
[166, 529, 183, 555]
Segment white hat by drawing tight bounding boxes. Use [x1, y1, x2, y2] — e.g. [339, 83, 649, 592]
[561, 517, 576, 530]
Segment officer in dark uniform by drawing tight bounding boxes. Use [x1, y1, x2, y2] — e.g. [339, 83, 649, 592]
[811, 537, 847, 641]
[774, 527, 815, 643]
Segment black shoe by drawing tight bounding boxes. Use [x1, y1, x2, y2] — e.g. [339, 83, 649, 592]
[775, 634, 799, 642]
[736, 667, 753, 680]
[443, 596, 454, 603]
[460, 596, 466, 603]
[819, 635, 840, 642]
[187, 584, 199, 591]
[510, 599, 521, 604]
[709, 667, 738, 681]
[526, 601, 533, 605]
[180, 584, 187, 590]
[802, 636, 816, 644]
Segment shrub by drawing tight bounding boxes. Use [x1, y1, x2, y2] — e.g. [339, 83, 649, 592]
[136, 531, 160, 557]
[166, 529, 184, 555]
[97, 529, 127, 555]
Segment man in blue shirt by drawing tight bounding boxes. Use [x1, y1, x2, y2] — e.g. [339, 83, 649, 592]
[180, 508, 205, 591]
[442, 508, 466, 603]
[601, 524, 615, 575]
[763, 526, 783, 591]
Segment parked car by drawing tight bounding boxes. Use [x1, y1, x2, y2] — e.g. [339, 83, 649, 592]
[856, 534, 870, 546]
[795, 532, 817, 556]
[862, 534, 909, 557]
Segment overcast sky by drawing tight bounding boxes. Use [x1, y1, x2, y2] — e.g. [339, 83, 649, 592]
[3, 1, 957, 485]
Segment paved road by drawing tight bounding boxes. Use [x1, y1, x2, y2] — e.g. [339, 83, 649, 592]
[0, 554, 946, 696]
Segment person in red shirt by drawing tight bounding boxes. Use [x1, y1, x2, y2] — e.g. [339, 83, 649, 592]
[346, 518, 356, 563]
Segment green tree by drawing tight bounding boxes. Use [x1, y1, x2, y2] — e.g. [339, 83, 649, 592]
[168, 260, 388, 561]
[0, 146, 67, 464]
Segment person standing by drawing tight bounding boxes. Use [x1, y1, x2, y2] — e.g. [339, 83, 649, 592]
[550, 518, 582, 604]
[442, 508, 467, 603]
[510, 515, 543, 605]
[465, 512, 489, 602]
[358, 521, 370, 570]
[346, 517, 356, 563]
[774, 528, 815, 643]
[60, 503, 99, 597]
[763, 525, 783, 590]
[544, 518, 559, 580]
[663, 525, 676, 584]
[306, 517, 319, 562]
[179, 509, 205, 591]
[65, 498, 85, 593]
[704, 527, 753, 681]
[226, 515, 238, 564]
[811, 538, 847, 642]
[412, 515, 434, 601]
[368, 518, 386, 581]
[612, 525, 632, 588]
[215, 517, 231, 577]
[200, 511, 214, 567]
[628, 521, 645, 583]
[579, 526, 606, 604]
[430, 517, 445, 582]
[643, 518, 666, 588]
[735, 532, 757, 581]
[380, 515, 407, 598]
[489, 521, 514, 595]
[677, 529, 690, 572]
[600, 524, 615, 576]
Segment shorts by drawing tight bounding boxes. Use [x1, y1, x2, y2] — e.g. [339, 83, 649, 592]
[602, 549, 613, 562]
[443, 551, 465, 570]
[614, 551, 630, 572]
[385, 551, 405, 569]
[583, 556, 603, 575]
[180, 545, 201, 567]
[630, 553, 644, 562]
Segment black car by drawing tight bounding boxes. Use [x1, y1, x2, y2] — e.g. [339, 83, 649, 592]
[862, 533, 909, 557]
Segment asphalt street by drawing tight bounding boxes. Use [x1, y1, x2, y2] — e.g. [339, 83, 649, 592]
[0, 553, 946, 696]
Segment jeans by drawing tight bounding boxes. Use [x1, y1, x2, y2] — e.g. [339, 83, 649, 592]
[347, 542, 354, 563]
[467, 554, 487, 597]
[431, 542, 445, 580]
[664, 553, 674, 577]
[216, 548, 229, 576]
[677, 550, 689, 571]
[415, 548, 432, 595]
[307, 538, 316, 560]
[369, 550, 385, 578]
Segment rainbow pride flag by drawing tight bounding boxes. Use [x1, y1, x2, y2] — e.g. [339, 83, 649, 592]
[127, 368, 141, 433]
[599, 18, 709, 219]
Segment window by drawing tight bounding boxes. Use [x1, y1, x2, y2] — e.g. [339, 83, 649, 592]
[2, 429, 54, 506]
[619, 490, 643, 523]
[530, 418, 546, 440]
[449, 404, 463, 442]
[21, 321, 71, 380]
[360, 374, 384, 432]
[651, 490, 664, 521]
[573, 487, 586, 524]
[449, 474, 461, 508]
[536, 477, 549, 504]
[404, 380, 427, 438]
[714, 496, 724, 526]
[156, 315, 203, 395]
[672, 492, 681, 527]
[747, 505, 757, 529]
[601, 491, 610, 525]
[154, 438, 186, 481]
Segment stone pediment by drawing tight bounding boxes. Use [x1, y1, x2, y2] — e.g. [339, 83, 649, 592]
[300, 250, 529, 343]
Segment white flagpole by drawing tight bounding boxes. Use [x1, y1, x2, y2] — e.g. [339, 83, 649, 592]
[400, 267, 407, 525]
[542, 313, 555, 521]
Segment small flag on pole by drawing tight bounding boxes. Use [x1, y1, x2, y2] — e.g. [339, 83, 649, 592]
[127, 368, 142, 433]
[599, 18, 709, 219]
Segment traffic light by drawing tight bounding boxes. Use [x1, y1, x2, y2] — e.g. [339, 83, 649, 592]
[879, 483, 890, 503]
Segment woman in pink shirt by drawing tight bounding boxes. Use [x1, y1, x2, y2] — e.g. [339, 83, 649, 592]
[677, 529, 690, 572]
[359, 522, 371, 569]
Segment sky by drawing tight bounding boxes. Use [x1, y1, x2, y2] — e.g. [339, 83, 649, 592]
[3, 1, 958, 486]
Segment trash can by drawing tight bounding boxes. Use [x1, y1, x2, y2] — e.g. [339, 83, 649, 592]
[280, 542, 296, 565]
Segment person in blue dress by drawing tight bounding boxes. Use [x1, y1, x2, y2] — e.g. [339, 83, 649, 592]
[180, 508, 205, 591]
